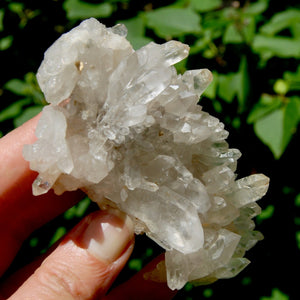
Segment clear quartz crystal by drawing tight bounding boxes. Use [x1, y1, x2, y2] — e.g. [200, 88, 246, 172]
[23, 18, 269, 290]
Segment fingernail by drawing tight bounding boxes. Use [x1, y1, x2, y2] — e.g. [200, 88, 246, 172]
[75, 209, 134, 263]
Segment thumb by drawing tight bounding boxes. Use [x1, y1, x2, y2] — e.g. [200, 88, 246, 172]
[9, 209, 135, 300]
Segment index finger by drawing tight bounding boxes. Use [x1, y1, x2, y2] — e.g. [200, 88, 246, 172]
[0, 114, 84, 275]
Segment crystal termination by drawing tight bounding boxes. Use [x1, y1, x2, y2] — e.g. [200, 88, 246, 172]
[23, 18, 269, 290]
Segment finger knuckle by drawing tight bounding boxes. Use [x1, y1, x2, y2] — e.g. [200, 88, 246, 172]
[34, 259, 91, 299]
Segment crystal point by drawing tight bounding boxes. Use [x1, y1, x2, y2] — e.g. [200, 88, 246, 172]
[162, 40, 190, 66]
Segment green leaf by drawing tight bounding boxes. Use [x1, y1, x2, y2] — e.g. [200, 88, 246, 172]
[252, 35, 300, 59]
[254, 108, 284, 159]
[49, 227, 67, 247]
[203, 288, 213, 298]
[283, 66, 300, 92]
[4, 73, 43, 104]
[29, 237, 39, 248]
[256, 205, 275, 223]
[128, 258, 142, 271]
[232, 117, 241, 129]
[63, 0, 113, 20]
[296, 231, 300, 250]
[241, 276, 252, 285]
[260, 288, 289, 300]
[8, 2, 24, 14]
[184, 282, 193, 292]
[203, 71, 218, 99]
[174, 57, 188, 74]
[4, 78, 30, 96]
[254, 97, 299, 159]
[294, 193, 300, 207]
[260, 9, 300, 36]
[119, 17, 152, 50]
[145, 248, 153, 257]
[218, 73, 236, 103]
[243, 0, 268, 16]
[75, 197, 90, 217]
[190, 0, 222, 12]
[283, 96, 300, 148]
[0, 9, 4, 32]
[291, 22, 300, 39]
[235, 56, 249, 112]
[223, 23, 244, 44]
[223, 17, 255, 44]
[145, 7, 201, 38]
[13, 106, 43, 127]
[212, 100, 223, 113]
[64, 197, 91, 219]
[0, 98, 31, 122]
[24, 72, 38, 84]
[217, 57, 249, 112]
[247, 94, 282, 124]
[190, 37, 210, 55]
[0, 35, 13, 51]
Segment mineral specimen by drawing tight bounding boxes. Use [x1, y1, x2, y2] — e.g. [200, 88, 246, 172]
[23, 18, 269, 290]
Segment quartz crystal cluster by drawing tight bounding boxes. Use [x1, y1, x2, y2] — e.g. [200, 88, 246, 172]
[23, 18, 269, 290]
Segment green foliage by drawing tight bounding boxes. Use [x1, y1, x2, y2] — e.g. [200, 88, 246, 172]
[247, 63, 300, 158]
[8, 2, 25, 16]
[256, 205, 275, 223]
[0, 9, 4, 31]
[63, 0, 114, 20]
[1, 1, 300, 299]
[29, 237, 39, 248]
[13, 106, 43, 127]
[48, 226, 67, 247]
[128, 258, 143, 271]
[241, 276, 252, 285]
[259, 9, 300, 35]
[252, 35, 300, 60]
[184, 282, 194, 292]
[252, 96, 299, 158]
[190, 0, 222, 12]
[1, 72, 45, 127]
[252, 8, 300, 62]
[6, 78, 34, 96]
[2, 0, 298, 159]
[0, 98, 31, 122]
[145, 7, 201, 38]
[282, 66, 300, 92]
[0, 35, 13, 50]
[295, 194, 300, 207]
[217, 56, 249, 112]
[7, 1, 40, 28]
[260, 288, 289, 300]
[296, 231, 300, 249]
[203, 288, 213, 298]
[247, 94, 282, 123]
[64, 197, 91, 219]
[128, 247, 154, 271]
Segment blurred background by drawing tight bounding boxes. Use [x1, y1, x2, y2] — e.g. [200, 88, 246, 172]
[0, 0, 299, 299]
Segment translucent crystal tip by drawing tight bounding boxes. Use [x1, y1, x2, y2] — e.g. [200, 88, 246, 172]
[110, 23, 128, 37]
[32, 176, 52, 196]
[163, 40, 190, 66]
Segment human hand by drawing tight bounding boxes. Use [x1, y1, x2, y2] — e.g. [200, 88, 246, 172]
[0, 114, 177, 299]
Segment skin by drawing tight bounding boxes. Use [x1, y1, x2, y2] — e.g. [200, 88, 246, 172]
[0, 115, 177, 299]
